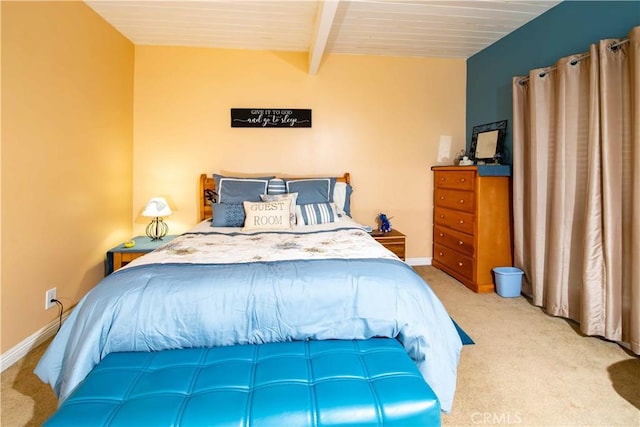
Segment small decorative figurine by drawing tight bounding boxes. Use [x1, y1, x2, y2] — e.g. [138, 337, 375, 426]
[453, 149, 466, 166]
[459, 155, 474, 166]
[378, 213, 392, 233]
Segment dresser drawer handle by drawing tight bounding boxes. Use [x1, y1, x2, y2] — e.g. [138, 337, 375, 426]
[440, 196, 445, 200]
[458, 241, 464, 245]
[440, 214, 445, 218]
[439, 252, 444, 256]
[459, 220, 464, 224]
[439, 233, 444, 237]
[460, 178, 466, 182]
[440, 177, 445, 181]
[459, 199, 464, 204]
[458, 262, 463, 267]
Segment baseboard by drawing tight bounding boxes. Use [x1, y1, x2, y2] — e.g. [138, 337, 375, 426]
[406, 257, 432, 266]
[0, 311, 70, 372]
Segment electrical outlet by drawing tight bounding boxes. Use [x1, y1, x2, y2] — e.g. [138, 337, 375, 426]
[45, 287, 57, 310]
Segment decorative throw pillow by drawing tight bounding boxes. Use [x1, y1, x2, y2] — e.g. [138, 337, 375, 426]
[284, 178, 336, 205]
[296, 202, 338, 226]
[211, 203, 245, 227]
[267, 178, 286, 195]
[213, 174, 273, 203]
[260, 192, 298, 226]
[242, 199, 292, 231]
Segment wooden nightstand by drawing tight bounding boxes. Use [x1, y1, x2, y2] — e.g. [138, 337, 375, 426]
[106, 235, 177, 275]
[371, 229, 406, 261]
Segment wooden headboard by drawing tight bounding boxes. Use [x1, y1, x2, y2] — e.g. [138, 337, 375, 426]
[199, 173, 351, 222]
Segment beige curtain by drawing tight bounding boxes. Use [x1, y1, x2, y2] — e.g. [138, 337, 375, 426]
[512, 26, 639, 355]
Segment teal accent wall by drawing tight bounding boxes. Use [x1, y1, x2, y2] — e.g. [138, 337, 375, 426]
[466, 1, 639, 164]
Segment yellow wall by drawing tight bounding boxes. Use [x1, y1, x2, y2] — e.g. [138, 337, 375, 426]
[1, 4, 466, 354]
[0, 0, 4, 353]
[1, 1, 134, 352]
[133, 47, 467, 259]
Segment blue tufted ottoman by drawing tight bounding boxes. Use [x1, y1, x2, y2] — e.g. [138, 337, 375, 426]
[45, 338, 440, 426]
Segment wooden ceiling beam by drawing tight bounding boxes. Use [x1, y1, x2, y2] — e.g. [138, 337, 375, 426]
[308, 0, 340, 75]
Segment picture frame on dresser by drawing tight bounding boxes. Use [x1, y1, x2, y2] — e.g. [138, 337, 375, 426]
[469, 120, 507, 164]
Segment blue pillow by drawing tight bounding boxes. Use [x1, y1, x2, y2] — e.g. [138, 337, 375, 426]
[213, 174, 273, 203]
[211, 203, 245, 227]
[267, 178, 286, 195]
[285, 178, 336, 205]
[297, 202, 338, 225]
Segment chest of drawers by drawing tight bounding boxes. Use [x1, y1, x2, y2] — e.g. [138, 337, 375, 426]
[431, 166, 512, 293]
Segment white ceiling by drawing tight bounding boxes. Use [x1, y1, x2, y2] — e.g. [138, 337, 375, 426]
[85, 0, 561, 73]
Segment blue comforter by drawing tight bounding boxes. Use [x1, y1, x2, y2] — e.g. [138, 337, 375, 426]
[35, 232, 462, 413]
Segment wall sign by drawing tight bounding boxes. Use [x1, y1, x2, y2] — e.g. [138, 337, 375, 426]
[231, 108, 312, 128]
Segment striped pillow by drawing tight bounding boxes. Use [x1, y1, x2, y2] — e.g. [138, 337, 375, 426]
[297, 202, 338, 226]
[267, 178, 286, 195]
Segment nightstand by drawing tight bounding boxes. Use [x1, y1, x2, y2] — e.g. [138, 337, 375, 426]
[106, 235, 177, 275]
[371, 229, 406, 261]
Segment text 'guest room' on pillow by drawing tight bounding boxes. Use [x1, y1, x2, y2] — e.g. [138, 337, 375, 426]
[242, 199, 293, 232]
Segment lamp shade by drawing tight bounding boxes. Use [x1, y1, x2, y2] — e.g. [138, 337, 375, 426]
[142, 197, 172, 217]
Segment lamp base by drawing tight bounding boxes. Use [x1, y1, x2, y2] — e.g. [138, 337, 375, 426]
[146, 217, 168, 241]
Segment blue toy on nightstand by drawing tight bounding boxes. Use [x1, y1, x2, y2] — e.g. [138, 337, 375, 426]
[378, 213, 392, 233]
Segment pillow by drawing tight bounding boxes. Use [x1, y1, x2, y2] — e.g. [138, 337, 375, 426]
[260, 192, 298, 226]
[242, 199, 292, 231]
[333, 182, 353, 217]
[213, 174, 273, 203]
[284, 178, 336, 205]
[267, 178, 286, 195]
[211, 203, 245, 227]
[297, 202, 338, 226]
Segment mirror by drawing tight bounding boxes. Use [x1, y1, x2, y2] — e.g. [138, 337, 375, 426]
[470, 120, 507, 163]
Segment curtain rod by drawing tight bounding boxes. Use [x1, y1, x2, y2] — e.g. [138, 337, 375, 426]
[517, 37, 630, 85]
[610, 38, 630, 50]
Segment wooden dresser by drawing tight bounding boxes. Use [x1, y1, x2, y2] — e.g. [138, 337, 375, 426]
[431, 166, 512, 293]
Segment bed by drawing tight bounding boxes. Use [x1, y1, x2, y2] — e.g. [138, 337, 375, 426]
[35, 172, 463, 425]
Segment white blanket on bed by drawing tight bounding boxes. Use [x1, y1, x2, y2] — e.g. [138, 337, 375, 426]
[125, 220, 398, 268]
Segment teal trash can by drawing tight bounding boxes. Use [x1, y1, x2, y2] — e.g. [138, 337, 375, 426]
[493, 267, 523, 298]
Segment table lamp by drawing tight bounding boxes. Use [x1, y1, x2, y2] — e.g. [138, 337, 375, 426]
[142, 197, 172, 240]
